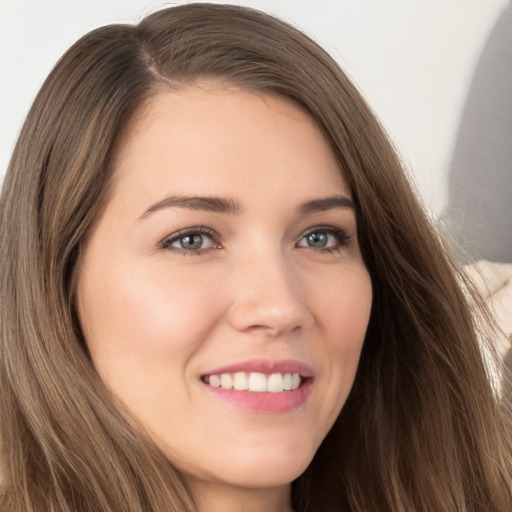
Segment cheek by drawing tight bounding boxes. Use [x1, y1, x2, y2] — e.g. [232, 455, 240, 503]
[312, 266, 372, 413]
[77, 258, 223, 380]
[315, 264, 372, 346]
[76, 259, 228, 437]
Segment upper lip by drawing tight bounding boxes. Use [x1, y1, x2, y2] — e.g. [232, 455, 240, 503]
[202, 358, 314, 378]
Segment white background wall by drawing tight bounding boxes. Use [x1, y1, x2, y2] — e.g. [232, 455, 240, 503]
[1, 0, 510, 261]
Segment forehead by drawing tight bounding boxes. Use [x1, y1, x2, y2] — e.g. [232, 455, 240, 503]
[109, 83, 349, 213]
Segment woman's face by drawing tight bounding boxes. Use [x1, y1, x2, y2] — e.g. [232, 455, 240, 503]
[76, 84, 372, 495]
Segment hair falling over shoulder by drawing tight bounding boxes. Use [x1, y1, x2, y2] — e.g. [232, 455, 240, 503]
[0, 3, 511, 511]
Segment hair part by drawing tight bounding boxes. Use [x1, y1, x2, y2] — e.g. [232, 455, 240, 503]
[1, 3, 511, 511]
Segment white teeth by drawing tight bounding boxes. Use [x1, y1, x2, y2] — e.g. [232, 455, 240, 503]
[233, 372, 249, 390]
[267, 373, 283, 393]
[205, 372, 303, 392]
[220, 374, 233, 390]
[248, 372, 267, 392]
[209, 374, 221, 387]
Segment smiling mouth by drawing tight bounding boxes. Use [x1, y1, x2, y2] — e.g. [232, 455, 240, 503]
[201, 372, 306, 393]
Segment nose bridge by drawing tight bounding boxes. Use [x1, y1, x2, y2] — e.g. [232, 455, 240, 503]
[227, 243, 312, 335]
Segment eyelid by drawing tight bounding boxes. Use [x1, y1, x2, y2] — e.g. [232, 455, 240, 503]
[158, 224, 351, 255]
[296, 225, 351, 249]
[160, 226, 220, 252]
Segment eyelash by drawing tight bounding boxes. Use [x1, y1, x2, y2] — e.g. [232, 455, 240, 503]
[161, 226, 220, 255]
[298, 226, 351, 254]
[160, 225, 351, 256]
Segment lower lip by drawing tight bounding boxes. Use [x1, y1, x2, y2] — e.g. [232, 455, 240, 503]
[201, 379, 313, 413]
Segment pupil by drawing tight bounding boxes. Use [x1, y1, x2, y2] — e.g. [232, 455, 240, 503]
[180, 234, 202, 250]
[308, 232, 327, 247]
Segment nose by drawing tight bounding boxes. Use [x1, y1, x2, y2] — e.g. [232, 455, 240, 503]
[226, 249, 314, 336]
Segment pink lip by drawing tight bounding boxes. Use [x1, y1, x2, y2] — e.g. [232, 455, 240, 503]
[202, 358, 314, 377]
[200, 358, 314, 413]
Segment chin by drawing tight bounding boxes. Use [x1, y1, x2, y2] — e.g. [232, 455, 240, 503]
[233, 457, 310, 488]
[175, 438, 317, 490]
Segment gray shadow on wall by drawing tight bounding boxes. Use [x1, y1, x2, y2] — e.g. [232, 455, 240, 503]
[443, 5, 512, 263]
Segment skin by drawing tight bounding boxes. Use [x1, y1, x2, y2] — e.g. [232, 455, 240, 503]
[76, 83, 373, 512]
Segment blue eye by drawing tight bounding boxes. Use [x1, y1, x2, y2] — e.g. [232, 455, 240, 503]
[162, 228, 217, 253]
[176, 234, 209, 250]
[297, 227, 349, 251]
[304, 232, 329, 248]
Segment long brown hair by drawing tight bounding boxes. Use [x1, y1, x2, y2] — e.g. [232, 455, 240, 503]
[1, 4, 510, 511]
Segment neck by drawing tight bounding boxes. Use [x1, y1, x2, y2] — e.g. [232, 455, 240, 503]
[188, 480, 293, 512]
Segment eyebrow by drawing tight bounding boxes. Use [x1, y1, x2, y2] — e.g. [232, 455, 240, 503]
[138, 193, 355, 220]
[139, 195, 242, 219]
[298, 195, 355, 214]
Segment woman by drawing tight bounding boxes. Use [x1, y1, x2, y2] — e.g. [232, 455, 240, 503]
[0, 3, 510, 511]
